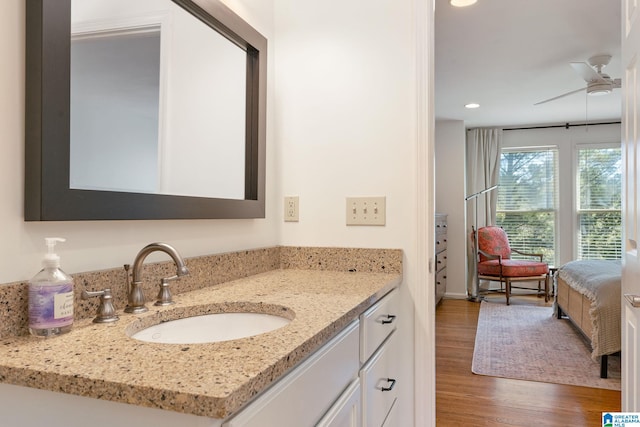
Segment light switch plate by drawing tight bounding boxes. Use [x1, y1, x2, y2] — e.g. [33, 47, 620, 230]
[346, 197, 386, 226]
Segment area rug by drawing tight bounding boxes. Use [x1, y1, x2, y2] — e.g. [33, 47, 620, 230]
[472, 301, 621, 390]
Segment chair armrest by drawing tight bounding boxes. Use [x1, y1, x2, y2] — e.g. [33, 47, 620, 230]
[511, 248, 543, 262]
[478, 249, 502, 262]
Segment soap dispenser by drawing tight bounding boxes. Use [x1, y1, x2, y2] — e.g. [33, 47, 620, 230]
[28, 237, 74, 337]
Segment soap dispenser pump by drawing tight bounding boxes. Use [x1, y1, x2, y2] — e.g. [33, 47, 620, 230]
[28, 237, 74, 337]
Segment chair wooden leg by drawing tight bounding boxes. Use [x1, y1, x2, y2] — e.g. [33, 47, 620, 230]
[505, 279, 510, 305]
[536, 280, 543, 298]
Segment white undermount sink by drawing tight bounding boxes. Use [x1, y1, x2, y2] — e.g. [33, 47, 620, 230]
[130, 311, 292, 344]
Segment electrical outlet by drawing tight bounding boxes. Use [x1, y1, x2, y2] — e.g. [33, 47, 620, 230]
[346, 197, 386, 226]
[284, 196, 299, 222]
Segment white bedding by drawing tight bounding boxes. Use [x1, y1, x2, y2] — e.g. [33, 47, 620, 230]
[558, 259, 621, 359]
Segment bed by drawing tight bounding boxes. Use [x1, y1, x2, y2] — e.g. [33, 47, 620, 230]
[555, 259, 621, 378]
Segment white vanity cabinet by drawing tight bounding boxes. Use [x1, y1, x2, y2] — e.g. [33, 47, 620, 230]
[317, 288, 400, 427]
[223, 320, 360, 427]
[227, 288, 400, 427]
[358, 289, 399, 427]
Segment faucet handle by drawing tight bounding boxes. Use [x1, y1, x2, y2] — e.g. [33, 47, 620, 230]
[154, 277, 175, 306]
[82, 288, 119, 323]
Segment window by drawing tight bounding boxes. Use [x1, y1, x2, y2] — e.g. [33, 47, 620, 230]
[576, 145, 622, 259]
[496, 147, 558, 265]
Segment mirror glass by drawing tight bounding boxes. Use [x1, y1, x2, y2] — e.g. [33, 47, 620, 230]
[25, 0, 266, 220]
[70, 0, 246, 199]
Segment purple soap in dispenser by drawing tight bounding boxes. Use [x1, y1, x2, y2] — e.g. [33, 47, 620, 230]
[28, 237, 74, 337]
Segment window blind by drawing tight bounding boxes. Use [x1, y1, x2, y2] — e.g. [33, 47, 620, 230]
[496, 148, 558, 265]
[577, 147, 622, 260]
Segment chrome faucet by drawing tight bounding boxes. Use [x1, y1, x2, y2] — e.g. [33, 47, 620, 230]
[124, 242, 190, 313]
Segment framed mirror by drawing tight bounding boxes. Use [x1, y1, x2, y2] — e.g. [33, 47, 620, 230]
[25, 0, 266, 220]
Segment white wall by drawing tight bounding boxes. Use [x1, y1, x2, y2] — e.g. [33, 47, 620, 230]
[275, 1, 416, 249]
[273, 1, 423, 425]
[435, 120, 466, 298]
[502, 123, 621, 266]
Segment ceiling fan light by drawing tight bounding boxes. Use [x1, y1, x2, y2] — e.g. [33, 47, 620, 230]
[450, 0, 477, 7]
[588, 82, 612, 96]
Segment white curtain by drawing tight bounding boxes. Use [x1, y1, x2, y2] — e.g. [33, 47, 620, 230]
[465, 128, 502, 300]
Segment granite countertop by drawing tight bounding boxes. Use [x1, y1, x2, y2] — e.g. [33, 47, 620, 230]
[0, 269, 400, 419]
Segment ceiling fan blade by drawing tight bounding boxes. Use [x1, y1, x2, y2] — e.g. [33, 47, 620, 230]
[534, 87, 586, 105]
[614, 78, 622, 88]
[570, 62, 606, 83]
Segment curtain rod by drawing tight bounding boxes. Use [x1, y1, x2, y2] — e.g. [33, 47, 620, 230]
[501, 121, 621, 131]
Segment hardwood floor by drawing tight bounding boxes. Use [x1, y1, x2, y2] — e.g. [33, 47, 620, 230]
[435, 297, 621, 426]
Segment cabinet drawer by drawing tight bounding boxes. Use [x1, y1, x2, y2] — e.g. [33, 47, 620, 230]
[435, 232, 447, 252]
[360, 331, 398, 427]
[360, 289, 399, 364]
[223, 320, 359, 427]
[436, 268, 447, 288]
[436, 268, 446, 302]
[435, 249, 447, 272]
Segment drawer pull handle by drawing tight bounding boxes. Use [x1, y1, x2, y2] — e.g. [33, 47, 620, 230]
[381, 378, 396, 392]
[381, 314, 397, 324]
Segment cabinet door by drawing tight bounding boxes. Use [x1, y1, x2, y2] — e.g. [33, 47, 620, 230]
[360, 331, 399, 427]
[381, 398, 399, 427]
[223, 321, 359, 427]
[316, 379, 361, 427]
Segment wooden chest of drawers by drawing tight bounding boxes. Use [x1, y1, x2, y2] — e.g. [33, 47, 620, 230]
[435, 213, 447, 305]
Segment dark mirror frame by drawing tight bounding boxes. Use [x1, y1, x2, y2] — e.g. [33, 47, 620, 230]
[25, 0, 266, 221]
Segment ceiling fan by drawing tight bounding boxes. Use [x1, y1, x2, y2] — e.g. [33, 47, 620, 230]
[534, 54, 621, 105]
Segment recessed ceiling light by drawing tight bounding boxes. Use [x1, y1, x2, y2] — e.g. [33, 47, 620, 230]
[450, 0, 478, 7]
[465, 103, 480, 109]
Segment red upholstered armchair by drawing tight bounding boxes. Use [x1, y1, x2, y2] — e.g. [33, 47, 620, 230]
[476, 226, 549, 305]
